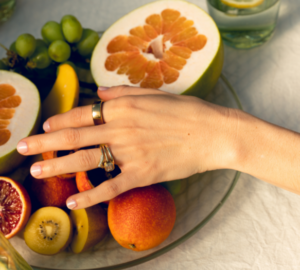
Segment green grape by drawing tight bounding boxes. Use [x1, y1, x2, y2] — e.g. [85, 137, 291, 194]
[76, 28, 100, 57]
[9, 41, 18, 53]
[15, 33, 36, 58]
[35, 38, 48, 48]
[0, 60, 9, 70]
[48, 40, 71, 62]
[61, 15, 83, 43]
[29, 41, 52, 69]
[41, 21, 65, 45]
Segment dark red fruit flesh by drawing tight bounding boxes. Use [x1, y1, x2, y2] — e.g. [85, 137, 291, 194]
[0, 180, 22, 236]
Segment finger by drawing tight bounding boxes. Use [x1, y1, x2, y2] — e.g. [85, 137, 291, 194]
[43, 105, 94, 133]
[66, 172, 139, 209]
[29, 148, 102, 179]
[98, 85, 169, 101]
[17, 125, 110, 156]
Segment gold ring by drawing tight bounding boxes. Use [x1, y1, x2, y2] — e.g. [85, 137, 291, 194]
[92, 100, 104, 125]
[98, 144, 115, 172]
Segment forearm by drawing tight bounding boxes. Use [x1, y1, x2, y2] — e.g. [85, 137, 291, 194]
[229, 109, 300, 194]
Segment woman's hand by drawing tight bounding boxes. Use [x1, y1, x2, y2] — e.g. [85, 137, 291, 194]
[17, 86, 238, 209]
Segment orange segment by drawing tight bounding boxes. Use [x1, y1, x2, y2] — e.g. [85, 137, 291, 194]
[159, 61, 179, 84]
[128, 36, 148, 52]
[162, 50, 186, 70]
[163, 18, 194, 42]
[105, 52, 138, 71]
[146, 14, 162, 35]
[175, 34, 207, 51]
[0, 129, 11, 146]
[130, 26, 151, 42]
[161, 9, 181, 34]
[141, 62, 163, 89]
[171, 27, 198, 44]
[127, 55, 148, 84]
[0, 108, 15, 119]
[107, 35, 139, 53]
[0, 95, 22, 108]
[117, 53, 141, 75]
[144, 25, 158, 40]
[169, 46, 192, 59]
[0, 84, 16, 100]
[0, 120, 10, 129]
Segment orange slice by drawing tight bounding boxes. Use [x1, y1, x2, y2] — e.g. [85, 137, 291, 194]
[91, 0, 223, 97]
[0, 177, 32, 239]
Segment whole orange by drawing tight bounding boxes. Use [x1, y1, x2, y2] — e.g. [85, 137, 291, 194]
[108, 184, 176, 251]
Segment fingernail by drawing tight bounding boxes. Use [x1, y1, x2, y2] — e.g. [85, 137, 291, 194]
[17, 141, 28, 154]
[43, 121, 50, 132]
[67, 199, 77, 209]
[30, 165, 42, 177]
[98, 86, 109, 91]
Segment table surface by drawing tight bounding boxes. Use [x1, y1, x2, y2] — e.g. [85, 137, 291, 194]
[1, 0, 300, 269]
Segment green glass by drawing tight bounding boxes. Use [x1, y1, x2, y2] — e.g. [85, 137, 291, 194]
[206, 0, 281, 49]
[0, 0, 15, 23]
[0, 232, 32, 270]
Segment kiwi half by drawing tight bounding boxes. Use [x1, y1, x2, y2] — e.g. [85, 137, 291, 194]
[24, 206, 72, 255]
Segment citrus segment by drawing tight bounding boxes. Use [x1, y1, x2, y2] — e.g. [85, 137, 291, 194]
[91, 0, 223, 97]
[161, 9, 181, 34]
[146, 14, 162, 35]
[0, 84, 16, 100]
[0, 84, 22, 146]
[0, 177, 31, 239]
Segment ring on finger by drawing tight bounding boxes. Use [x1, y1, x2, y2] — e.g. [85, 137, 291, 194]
[98, 144, 115, 172]
[92, 100, 105, 125]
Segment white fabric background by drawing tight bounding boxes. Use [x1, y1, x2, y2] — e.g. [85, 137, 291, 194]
[1, 0, 300, 269]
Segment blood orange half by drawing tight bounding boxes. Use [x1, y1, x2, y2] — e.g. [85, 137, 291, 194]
[0, 176, 32, 239]
[91, 0, 223, 98]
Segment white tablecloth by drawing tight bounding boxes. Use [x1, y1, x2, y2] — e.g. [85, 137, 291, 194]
[1, 0, 300, 269]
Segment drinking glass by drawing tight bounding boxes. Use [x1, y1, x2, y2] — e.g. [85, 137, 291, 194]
[206, 0, 281, 49]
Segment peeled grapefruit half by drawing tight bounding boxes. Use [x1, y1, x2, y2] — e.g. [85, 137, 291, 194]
[0, 71, 41, 174]
[91, 0, 223, 98]
[0, 176, 32, 239]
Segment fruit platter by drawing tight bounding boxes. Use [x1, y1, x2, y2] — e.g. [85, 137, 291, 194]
[0, 0, 242, 269]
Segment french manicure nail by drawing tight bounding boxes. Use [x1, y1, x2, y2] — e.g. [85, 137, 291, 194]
[17, 141, 28, 154]
[30, 165, 42, 177]
[43, 121, 50, 132]
[67, 199, 77, 209]
[98, 86, 109, 91]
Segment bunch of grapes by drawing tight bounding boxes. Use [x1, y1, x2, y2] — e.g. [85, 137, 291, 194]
[0, 15, 100, 99]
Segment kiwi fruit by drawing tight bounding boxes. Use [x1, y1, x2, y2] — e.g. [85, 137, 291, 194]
[24, 206, 73, 255]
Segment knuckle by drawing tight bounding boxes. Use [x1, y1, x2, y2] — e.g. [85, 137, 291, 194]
[77, 150, 95, 168]
[70, 107, 84, 126]
[103, 181, 120, 198]
[82, 193, 94, 207]
[62, 128, 80, 145]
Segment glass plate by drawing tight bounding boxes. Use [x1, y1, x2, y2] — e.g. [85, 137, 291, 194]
[9, 74, 242, 270]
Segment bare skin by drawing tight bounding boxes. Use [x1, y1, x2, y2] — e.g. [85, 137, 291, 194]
[17, 86, 300, 209]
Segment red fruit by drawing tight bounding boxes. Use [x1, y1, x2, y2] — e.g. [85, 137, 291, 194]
[0, 176, 32, 239]
[26, 176, 78, 208]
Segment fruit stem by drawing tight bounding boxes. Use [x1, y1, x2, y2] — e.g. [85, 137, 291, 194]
[129, 244, 136, 249]
[0, 43, 9, 51]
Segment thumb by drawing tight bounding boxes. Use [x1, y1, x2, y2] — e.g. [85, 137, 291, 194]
[97, 85, 168, 101]
[66, 172, 138, 210]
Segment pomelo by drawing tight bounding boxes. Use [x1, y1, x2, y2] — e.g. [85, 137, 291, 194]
[0, 71, 41, 175]
[91, 0, 223, 98]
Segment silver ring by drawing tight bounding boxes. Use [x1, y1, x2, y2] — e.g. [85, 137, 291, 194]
[98, 144, 115, 172]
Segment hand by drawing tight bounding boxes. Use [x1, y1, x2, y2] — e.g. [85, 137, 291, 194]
[17, 86, 237, 209]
